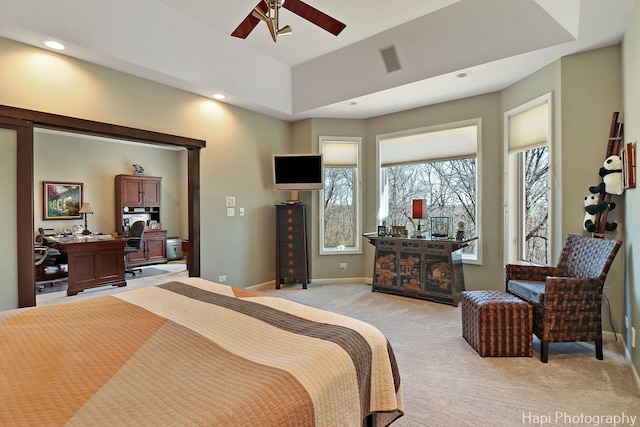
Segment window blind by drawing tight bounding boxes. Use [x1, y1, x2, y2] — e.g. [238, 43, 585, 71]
[380, 125, 477, 167]
[322, 141, 358, 167]
[508, 102, 548, 152]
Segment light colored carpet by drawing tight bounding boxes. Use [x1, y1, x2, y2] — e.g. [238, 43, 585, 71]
[38, 275, 640, 426]
[265, 283, 640, 427]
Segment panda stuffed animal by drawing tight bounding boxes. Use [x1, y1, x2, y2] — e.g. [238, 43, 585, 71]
[583, 193, 617, 232]
[589, 155, 625, 196]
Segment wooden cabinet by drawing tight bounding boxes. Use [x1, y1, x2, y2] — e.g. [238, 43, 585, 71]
[117, 174, 161, 207]
[125, 230, 168, 267]
[275, 204, 309, 289]
[115, 175, 162, 233]
[366, 235, 473, 306]
[115, 174, 167, 267]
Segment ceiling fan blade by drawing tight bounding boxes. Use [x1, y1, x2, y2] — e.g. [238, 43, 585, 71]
[282, 0, 346, 36]
[231, 1, 269, 39]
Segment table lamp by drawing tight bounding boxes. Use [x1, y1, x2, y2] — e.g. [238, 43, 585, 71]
[78, 202, 93, 235]
[412, 199, 427, 237]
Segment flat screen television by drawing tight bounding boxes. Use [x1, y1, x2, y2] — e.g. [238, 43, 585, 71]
[272, 154, 323, 191]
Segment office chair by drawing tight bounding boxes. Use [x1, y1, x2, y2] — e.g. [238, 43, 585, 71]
[34, 245, 49, 292]
[124, 221, 146, 277]
[35, 245, 48, 266]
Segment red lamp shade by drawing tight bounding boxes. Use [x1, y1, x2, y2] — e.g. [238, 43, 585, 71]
[412, 199, 427, 219]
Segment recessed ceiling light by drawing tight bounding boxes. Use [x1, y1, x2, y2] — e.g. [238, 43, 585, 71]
[43, 40, 65, 50]
[212, 93, 226, 100]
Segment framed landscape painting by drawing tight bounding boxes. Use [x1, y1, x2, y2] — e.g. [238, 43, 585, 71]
[43, 181, 83, 220]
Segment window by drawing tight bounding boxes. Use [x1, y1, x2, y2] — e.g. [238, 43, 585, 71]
[504, 94, 551, 264]
[319, 136, 362, 254]
[376, 120, 480, 261]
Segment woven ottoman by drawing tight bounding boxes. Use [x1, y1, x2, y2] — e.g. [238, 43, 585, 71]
[461, 290, 533, 357]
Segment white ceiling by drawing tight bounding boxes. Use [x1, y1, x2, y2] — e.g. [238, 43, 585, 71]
[0, 0, 635, 121]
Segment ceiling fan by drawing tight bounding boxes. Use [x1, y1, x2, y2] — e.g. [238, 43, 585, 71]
[231, 0, 346, 42]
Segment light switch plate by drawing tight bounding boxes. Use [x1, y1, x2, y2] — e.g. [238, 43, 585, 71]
[227, 207, 235, 216]
[225, 196, 236, 207]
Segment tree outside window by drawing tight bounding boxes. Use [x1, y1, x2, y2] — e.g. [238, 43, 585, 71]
[523, 146, 549, 264]
[384, 158, 476, 255]
[378, 121, 480, 260]
[319, 137, 361, 254]
[323, 166, 356, 249]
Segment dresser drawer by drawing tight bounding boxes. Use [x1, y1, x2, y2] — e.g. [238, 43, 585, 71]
[279, 265, 307, 278]
[278, 215, 304, 227]
[279, 257, 305, 271]
[279, 232, 305, 245]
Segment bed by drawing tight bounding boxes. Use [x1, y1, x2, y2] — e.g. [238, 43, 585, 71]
[0, 277, 403, 426]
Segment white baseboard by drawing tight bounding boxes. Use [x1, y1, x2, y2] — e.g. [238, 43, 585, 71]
[312, 277, 372, 285]
[248, 277, 372, 291]
[248, 281, 276, 291]
[604, 331, 640, 397]
[620, 333, 640, 397]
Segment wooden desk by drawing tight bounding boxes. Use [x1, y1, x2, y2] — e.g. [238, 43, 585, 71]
[44, 236, 127, 296]
[365, 234, 476, 306]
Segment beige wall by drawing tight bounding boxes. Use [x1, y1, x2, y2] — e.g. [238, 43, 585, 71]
[0, 128, 18, 310]
[560, 46, 626, 336]
[622, 0, 640, 382]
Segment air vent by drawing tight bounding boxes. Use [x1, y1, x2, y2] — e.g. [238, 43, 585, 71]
[380, 45, 402, 73]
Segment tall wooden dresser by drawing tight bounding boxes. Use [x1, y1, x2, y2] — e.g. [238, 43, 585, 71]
[275, 204, 309, 289]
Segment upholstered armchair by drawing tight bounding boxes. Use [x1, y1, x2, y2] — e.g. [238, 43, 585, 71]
[506, 234, 622, 363]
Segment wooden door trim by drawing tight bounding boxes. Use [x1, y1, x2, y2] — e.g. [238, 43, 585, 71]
[0, 116, 35, 307]
[0, 105, 204, 307]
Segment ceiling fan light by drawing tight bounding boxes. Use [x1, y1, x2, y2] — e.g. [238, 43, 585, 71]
[266, 19, 278, 42]
[277, 25, 292, 36]
[252, 7, 269, 22]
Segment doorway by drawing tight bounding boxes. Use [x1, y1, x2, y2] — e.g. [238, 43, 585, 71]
[0, 105, 204, 308]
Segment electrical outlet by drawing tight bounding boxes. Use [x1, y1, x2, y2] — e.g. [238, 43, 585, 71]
[218, 275, 227, 282]
[340, 263, 347, 269]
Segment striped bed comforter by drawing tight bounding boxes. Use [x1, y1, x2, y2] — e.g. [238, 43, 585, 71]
[0, 278, 403, 426]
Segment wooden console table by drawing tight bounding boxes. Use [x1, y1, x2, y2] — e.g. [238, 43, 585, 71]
[365, 234, 476, 306]
[44, 236, 127, 296]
